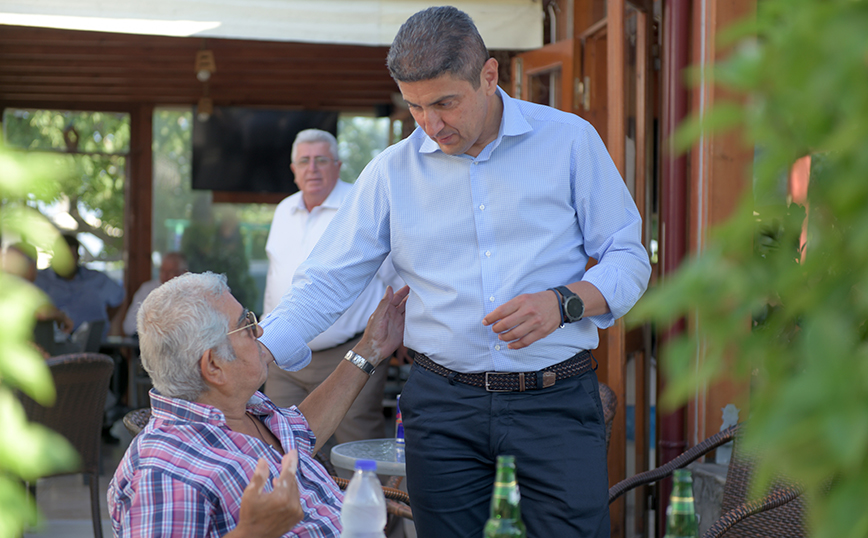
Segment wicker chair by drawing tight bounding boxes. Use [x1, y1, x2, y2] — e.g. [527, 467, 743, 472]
[598, 382, 617, 452]
[609, 423, 806, 538]
[20, 352, 115, 538]
[123, 407, 414, 520]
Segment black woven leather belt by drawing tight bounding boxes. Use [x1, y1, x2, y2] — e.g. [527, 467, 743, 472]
[412, 350, 594, 392]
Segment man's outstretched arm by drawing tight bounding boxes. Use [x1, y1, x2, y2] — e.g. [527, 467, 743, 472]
[297, 285, 409, 454]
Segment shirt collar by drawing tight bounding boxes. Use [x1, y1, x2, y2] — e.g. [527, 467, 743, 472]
[149, 388, 279, 427]
[417, 86, 532, 158]
[289, 180, 349, 214]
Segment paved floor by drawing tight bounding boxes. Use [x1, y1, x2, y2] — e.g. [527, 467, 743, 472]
[23, 423, 131, 538]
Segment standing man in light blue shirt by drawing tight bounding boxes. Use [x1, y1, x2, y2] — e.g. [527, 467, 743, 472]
[260, 6, 651, 537]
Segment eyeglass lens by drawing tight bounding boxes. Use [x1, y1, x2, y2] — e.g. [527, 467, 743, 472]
[296, 156, 332, 167]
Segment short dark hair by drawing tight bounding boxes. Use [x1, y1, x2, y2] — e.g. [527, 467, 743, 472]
[62, 234, 79, 251]
[387, 6, 489, 89]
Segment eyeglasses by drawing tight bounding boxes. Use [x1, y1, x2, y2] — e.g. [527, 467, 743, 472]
[227, 310, 259, 336]
[294, 156, 335, 168]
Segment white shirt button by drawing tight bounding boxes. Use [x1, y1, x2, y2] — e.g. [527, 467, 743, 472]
[489, 296, 495, 302]
[495, 345, 501, 351]
[479, 204, 485, 210]
[485, 251, 491, 257]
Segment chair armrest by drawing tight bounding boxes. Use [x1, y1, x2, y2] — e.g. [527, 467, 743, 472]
[332, 476, 414, 520]
[609, 424, 739, 504]
[701, 482, 803, 538]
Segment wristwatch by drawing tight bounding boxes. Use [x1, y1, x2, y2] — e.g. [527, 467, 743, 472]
[554, 285, 585, 324]
[344, 350, 376, 376]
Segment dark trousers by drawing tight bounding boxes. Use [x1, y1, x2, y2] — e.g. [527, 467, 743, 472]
[400, 362, 610, 538]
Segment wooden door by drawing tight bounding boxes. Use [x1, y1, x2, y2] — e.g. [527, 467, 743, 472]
[511, 38, 581, 113]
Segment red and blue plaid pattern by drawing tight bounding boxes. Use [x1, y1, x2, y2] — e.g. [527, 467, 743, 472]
[109, 389, 343, 537]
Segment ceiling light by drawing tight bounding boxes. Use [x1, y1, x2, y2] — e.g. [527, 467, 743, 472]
[195, 50, 216, 82]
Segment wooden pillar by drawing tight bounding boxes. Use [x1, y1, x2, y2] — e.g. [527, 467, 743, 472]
[606, 1, 627, 536]
[687, 0, 756, 446]
[124, 104, 154, 316]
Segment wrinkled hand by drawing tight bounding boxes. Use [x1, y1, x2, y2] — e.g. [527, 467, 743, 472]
[234, 450, 303, 538]
[357, 285, 410, 367]
[482, 290, 561, 350]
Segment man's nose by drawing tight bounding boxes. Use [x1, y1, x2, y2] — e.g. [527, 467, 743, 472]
[418, 109, 444, 137]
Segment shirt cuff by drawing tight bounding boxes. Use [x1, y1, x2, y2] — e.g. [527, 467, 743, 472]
[259, 315, 312, 372]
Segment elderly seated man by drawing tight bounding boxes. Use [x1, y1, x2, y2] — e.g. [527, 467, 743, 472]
[108, 272, 408, 537]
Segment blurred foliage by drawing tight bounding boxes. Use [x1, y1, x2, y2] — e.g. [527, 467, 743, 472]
[0, 142, 81, 536]
[3, 109, 130, 259]
[337, 116, 393, 183]
[629, 2, 868, 537]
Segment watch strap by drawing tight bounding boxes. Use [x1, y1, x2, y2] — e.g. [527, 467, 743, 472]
[547, 287, 566, 328]
[344, 350, 376, 376]
[554, 286, 574, 301]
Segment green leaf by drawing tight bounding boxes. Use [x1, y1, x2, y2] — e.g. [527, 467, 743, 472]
[0, 475, 40, 536]
[670, 102, 745, 154]
[0, 389, 80, 481]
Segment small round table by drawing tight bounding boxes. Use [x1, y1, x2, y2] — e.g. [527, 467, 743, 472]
[330, 438, 406, 476]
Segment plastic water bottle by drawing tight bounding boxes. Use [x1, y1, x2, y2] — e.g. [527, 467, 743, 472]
[340, 459, 386, 538]
[395, 394, 405, 463]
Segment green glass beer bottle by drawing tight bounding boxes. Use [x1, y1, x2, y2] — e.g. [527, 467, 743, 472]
[664, 469, 699, 538]
[483, 455, 527, 538]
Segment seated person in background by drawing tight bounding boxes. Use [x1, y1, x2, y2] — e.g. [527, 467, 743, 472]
[122, 251, 188, 336]
[2, 241, 74, 334]
[34, 234, 124, 338]
[108, 272, 408, 537]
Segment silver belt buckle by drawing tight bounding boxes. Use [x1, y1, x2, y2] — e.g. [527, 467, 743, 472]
[484, 372, 513, 393]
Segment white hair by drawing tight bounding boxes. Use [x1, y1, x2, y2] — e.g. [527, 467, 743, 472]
[137, 272, 236, 401]
[291, 128, 338, 163]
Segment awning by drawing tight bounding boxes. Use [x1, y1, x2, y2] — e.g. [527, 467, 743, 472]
[0, 0, 542, 50]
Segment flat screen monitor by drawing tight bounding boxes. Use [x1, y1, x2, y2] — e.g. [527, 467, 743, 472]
[192, 107, 339, 194]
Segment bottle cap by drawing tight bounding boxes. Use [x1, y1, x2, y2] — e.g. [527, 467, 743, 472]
[355, 459, 377, 472]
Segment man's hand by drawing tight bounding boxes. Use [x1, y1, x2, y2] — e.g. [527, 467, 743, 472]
[231, 450, 303, 538]
[355, 285, 410, 367]
[482, 290, 561, 350]
[36, 305, 74, 334]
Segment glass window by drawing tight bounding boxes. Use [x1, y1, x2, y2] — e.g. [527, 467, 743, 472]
[2, 108, 130, 280]
[152, 108, 399, 315]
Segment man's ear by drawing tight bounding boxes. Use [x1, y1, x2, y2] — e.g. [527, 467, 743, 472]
[481, 57, 499, 96]
[199, 348, 227, 387]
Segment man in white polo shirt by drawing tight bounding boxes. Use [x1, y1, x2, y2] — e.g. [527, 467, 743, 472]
[263, 128, 402, 446]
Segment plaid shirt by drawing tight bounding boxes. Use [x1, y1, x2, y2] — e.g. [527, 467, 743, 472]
[109, 389, 343, 537]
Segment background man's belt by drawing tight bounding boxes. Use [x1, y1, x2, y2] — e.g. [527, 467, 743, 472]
[411, 350, 594, 392]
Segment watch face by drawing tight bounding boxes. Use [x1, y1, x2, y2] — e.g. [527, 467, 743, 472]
[565, 297, 584, 320]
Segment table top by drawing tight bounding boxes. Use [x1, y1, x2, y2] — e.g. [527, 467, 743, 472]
[101, 335, 140, 349]
[330, 438, 406, 476]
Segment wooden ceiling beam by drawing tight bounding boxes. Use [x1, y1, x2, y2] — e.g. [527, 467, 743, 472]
[0, 25, 421, 112]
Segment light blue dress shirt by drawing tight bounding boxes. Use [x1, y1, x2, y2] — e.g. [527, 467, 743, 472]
[261, 87, 651, 374]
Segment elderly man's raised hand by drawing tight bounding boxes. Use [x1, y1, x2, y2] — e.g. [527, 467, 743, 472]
[356, 285, 410, 367]
[229, 450, 303, 538]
